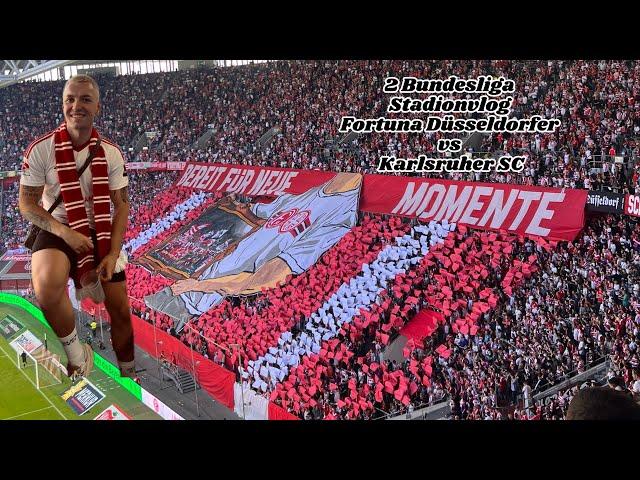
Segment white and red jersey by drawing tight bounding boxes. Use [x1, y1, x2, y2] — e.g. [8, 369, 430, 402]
[20, 132, 128, 229]
[181, 181, 360, 315]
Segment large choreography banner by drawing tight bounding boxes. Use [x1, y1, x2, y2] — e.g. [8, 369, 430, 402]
[173, 164, 588, 240]
[143, 172, 362, 330]
[175, 162, 336, 196]
[360, 175, 587, 241]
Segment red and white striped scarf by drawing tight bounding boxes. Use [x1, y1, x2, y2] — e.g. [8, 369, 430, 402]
[54, 123, 111, 287]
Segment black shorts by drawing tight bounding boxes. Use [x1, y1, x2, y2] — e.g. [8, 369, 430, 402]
[32, 228, 126, 283]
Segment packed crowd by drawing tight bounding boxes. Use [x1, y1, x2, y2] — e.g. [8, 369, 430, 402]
[0, 181, 28, 252]
[2, 60, 640, 192]
[104, 178, 640, 420]
[3, 61, 640, 419]
[5, 166, 640, 419]
[120, 185, 640, 420]
[435, 213, 640, 420]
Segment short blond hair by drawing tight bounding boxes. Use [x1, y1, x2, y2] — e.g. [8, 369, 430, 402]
[63, 74, 100, 100]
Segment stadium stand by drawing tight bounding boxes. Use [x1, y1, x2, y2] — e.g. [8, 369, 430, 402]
[2, 60, 640, 419]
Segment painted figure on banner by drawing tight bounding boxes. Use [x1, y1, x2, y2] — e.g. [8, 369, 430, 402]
[143, 173, 362, 331]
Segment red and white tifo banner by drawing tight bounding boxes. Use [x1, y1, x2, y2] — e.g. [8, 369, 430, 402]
[126, 162, 152, 170]
[625, 194, 640, 217]
[174, 163, 588, 241]
[361, 175, 588, 241]
[166, 161, 186, 171]
[0, 252, 31, 262]
[175, 162, 336, 196]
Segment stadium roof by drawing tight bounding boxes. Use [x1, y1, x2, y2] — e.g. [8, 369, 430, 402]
[1, 60, 271, 89]
[0, 60, 75, 89]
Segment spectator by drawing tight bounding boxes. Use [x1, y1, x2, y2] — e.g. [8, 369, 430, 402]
[566, 387, 640, 420]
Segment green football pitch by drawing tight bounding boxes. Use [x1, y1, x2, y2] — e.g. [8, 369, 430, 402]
[0, 301, 161, 420]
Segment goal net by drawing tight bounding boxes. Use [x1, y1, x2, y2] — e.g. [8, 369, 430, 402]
[15, 344, 63, 390]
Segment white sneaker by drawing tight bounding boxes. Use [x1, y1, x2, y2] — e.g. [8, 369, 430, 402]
[68, 343, 94, 381]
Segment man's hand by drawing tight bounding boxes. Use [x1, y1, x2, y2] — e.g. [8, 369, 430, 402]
[171, 278, 202, 295]
[61, 227, 94, 254]
[96, 252, 119, 282]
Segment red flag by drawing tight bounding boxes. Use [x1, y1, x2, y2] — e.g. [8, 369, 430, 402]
[409, 381, 419, 395]
[479, 288, 492, 299]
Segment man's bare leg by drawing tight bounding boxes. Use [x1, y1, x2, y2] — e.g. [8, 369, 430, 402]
[32, 248, 92, 377]
[32, 249, 73, 335]
[102, 280, 135, 377]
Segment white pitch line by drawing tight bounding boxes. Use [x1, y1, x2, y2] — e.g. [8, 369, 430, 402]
[0, 342, 67, 420]
[41, 383, 61, 390]
[3, 406, 53, 420]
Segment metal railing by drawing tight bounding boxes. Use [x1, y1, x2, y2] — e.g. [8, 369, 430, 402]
[588, 154, 636, 174]
[514, 354, 610, 408]
[378, 395, 449, 420]
[534, 359, 610, 405]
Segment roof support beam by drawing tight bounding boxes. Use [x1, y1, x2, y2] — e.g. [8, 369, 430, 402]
[0, 60, 75, 89]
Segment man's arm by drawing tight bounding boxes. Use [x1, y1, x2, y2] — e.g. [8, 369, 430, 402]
[171, 257, 293, 296]
[108, 186, 130, 256]
[96, 186, 129, 281]
[18, 184, 93, 253]
[240, 257, 293, 294]
[18, 184, 63, 235]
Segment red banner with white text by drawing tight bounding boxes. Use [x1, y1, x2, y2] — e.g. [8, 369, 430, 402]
[174, 164, 588, 240]
[625, 194, 640, 217]
[175, 162, 336, 196]
[361, 175, 587, 241]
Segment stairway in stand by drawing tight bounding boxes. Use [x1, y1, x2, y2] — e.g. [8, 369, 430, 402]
[162, 366, 199, 394]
